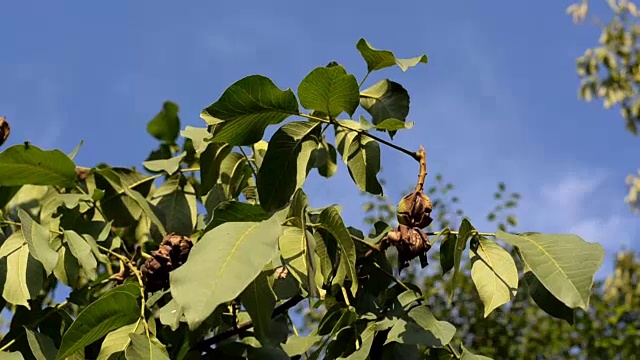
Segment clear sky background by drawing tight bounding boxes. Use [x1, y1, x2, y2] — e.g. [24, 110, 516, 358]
[1, 0, 638, 280]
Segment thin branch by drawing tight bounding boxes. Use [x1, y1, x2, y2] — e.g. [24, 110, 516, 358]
[192, 294, 305, 352]
[415, 146, 427, 192]
[238, 146, 259, 180]
[297, 112, 421, 162]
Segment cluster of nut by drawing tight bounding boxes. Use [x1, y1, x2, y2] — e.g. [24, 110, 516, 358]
[384, 189, 433, 271]
[140, 233, 193, 293]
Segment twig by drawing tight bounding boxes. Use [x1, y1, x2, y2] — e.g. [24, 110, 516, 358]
[297, 112, 421, 162]
[192, 294, 305, 352]
[415, 146, 427, 192]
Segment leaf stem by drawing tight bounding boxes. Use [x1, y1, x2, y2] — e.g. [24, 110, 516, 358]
[447, 343, 461, 359]
[238, 146, 259, 180]
[297, 112, 420, 162]
[359, 71, 371, 88]
[427, 230, 496, 238]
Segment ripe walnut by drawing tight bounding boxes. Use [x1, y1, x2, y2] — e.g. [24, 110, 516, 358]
[141, 233, 193, 293]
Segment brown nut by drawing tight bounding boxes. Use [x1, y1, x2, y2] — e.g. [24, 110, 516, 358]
[396, 190, 433, 229]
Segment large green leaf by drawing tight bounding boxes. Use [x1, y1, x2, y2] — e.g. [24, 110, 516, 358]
[257, 121, 321, 213]
[360, 80, 410, 131]
[18, 209, 57, 275]
[143, 152, 186, 175]
[298, 65, 360, 118]
[496, 231, 604, 310]
[470, 237, 518, 317]
[317, 207, 358, 294]
[356, 38, 428, 73]
[0, 144, 77, 187]
[25, 328, 57, 360]
[200, 143, 232, 195]
[240, 271, 276, 343]
[0, 231, 44, 308]
[440, 232, 456, 275]
[56, 291, 140, 360]
[201, 75, 299, 145]
[63, 231, 98, 280]
[204, 201, 269, 232]
[54, 245, 80, 287]
[147, 101, 181, 144]
[97, 319, 144, 360]
[449, 218, 474, 303]
[279, 226, 317, 296]
[170, 215, 283, 329]
[125, 334, 170, 360]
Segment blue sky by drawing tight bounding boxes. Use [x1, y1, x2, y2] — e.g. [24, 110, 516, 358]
[1, 0, 638, 280]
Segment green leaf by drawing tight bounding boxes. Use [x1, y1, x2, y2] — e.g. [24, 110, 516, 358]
[201, 75, 299, 146]
[205, 201, 269, 232]
[200, 143, 232, 195]
[219, 152, 252, 199]
[335, 124, 382, 195]
[360, 80, 410, 134]
[67, 141, 83, 161]
[315, 139, 338, 178]
[524, 271, 575, 324]
[240, 271, 276, 343]
[460, 345, 493, 360]
[449, 218, 474, 303]
[356, 38, 428, 72]
[281, 335, 322, 356]
[404, 306, 455, 346]
[496, 231, 605, 310]
[298, 65, 360, 118]
[97, 319, 144, 360]
[54, 245, 80, 287]
[279, 226, 317, 297]
[147, 101, 181, 143]
[180, 126, 211, 154]
[18, 209, 57, 274]
[25, 328, 57, 360]
[153, 185, 193, 236]
[0, 144, 77, 187]
[0, 352, 25, 360]
[170, 215, 283, 329]
[125, 334, 170, 360]
[257, 122, 321, 213]
[157, 299, 183, 331]
[317, 207, 358, 295]
[63, 231, 98, 280]
[56, 291, 140, 360]
[470, 237, 518, 317]
[0, 231, 44, 308]
[143, 152, 186, 175]
[440, 232, 456, 275]
[359, 117, 413, 132]
[339, 322, 376, 360]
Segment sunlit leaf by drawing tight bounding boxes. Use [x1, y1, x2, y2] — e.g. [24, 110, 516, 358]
[0, 231, 44, 308]
[298, 65, 360, 118]
[56, 291, 140, 360]
[449, 218, 474, 303]
[497, 231, 604, 309]
[279, 226, 317, 296]
[470, 237, 518, 317]
[201, 75, 299, 145]
[143, 152, 186, 175]
[0, 144, 77, 187]
[63, 231, 98, 280]
[281, 335, 322, 356]
[125, 333, 170, 360]
[170, 215, 283, 329]
[18, 209, 57, 274]
[460, 345, 493, 360]
[240, 271, 276, 342]
[360, 80, 410, 137]
[180, 126, 211, 154]
[96, 319, 144, 360]
[25, 328, 57, 360]
[356, 38, 428, 72]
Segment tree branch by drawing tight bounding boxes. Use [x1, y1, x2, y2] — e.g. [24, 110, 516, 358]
[192, 294, 305, 352]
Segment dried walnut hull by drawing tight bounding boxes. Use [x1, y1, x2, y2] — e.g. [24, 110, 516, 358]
[141, 233, 193, 293]
[385, 224, 431, 271]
